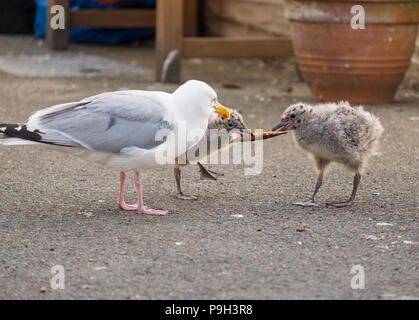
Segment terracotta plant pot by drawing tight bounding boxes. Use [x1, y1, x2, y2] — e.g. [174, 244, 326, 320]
[285, 0, 419, 103]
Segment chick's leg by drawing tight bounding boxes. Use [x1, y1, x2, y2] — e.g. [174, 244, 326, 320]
[327, 173, 361, 207]
[174, 167, 198, 200]
[294, 169, 324, 207]
[197, 162, 223, 180]
[294, 158, 329, 207]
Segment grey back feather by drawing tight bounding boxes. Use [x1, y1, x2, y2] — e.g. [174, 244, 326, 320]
[31, 91, 174, 153]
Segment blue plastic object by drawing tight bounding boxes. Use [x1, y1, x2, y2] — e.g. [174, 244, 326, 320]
[34, 0, 155, 44]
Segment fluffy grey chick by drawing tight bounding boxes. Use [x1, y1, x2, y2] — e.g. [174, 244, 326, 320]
[174, 109, 249, 200]
[272, 101, 384, 207]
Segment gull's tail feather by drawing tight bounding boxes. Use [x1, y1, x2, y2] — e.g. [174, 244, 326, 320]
[0, 123, 82, 148]
[0, 123, 46, 146]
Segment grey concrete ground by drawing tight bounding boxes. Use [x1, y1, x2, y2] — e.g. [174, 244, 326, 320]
[0, 35, 418, 299]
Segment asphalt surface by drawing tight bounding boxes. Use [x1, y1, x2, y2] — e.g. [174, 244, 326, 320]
[0, 40, 418, 299]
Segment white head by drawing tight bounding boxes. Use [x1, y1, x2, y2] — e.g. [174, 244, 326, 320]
[173, 80, 230, 120]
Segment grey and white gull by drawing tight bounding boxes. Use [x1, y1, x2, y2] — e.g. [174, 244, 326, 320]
[0, 80, 231, 215]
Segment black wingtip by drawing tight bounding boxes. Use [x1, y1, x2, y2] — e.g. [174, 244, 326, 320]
[0, 124, 19, 134]
[0, 124, 43, 142]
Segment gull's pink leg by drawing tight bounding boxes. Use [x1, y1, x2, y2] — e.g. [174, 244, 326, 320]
[117, 171, 138, 211]
[134, 171, 169, 216]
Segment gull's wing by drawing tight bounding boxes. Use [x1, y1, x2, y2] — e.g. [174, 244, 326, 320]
[26, 90, 174, 153]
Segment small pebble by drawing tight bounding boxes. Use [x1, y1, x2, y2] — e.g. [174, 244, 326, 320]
[376, 222, 392, 226]
[296, 227, 312, 233]
[93, 266, 107, 271]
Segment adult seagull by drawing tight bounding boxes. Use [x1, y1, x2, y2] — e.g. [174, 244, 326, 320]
[0, 80, 231, 215]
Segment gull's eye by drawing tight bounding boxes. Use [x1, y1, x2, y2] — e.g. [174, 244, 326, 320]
[291, 114, 296, 119]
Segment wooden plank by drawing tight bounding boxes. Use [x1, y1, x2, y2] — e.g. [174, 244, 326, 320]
[155, 0, 184, 83]
[182, 37, 293, 58]
[46, 0, 70, 49]
[205, 16, 269, 37]
[183, 0, 198, 37]
[205, 0, 290, 37]
[70, 9, 156, 28]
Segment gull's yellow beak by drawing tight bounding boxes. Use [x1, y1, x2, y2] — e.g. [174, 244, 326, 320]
[213, 105, 230, 119]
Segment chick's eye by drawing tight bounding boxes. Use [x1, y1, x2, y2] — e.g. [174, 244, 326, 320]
[227, 119, 236, 127]
[291, 114, 296, 118]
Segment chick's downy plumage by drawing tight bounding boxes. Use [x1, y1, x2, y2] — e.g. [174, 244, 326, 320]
[273, 101, 384, 207]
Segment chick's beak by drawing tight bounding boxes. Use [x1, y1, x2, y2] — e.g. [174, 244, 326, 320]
[214, 105, 231, 119]
[272, 121, 292, 132]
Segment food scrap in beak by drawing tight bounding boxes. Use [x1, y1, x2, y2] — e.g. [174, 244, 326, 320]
[238, 128, 255, 139]
[214, 105, 231, 119]
[252, 130, 287, 141]
[238, 130, 286, 142]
